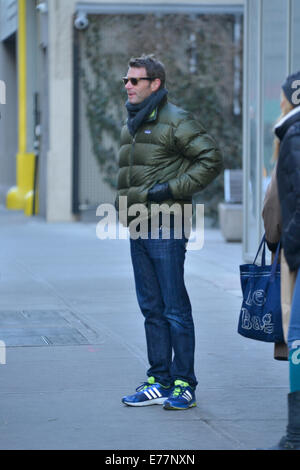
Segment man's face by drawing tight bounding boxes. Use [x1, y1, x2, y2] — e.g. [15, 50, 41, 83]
[124, 67, 160, 104]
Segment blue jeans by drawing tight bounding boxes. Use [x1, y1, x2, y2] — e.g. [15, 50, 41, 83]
[130, 228, 197, 388]
[288, 268, 300, 351]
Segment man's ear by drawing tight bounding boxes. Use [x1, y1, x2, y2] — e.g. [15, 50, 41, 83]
[151, 78, 161, 93]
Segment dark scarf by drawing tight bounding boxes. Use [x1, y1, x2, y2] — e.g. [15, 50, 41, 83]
[125, 88, 168, 136]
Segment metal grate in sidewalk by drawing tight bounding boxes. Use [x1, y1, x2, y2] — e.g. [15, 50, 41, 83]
[0, 310, 91, 346]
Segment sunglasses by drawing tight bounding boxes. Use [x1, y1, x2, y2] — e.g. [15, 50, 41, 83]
[122, 77, 154, 86]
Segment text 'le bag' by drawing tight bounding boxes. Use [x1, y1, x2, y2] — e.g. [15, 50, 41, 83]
[238, 235, 284, 343]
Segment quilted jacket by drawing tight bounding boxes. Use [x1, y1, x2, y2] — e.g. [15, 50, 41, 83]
[116, 97, 223, 226]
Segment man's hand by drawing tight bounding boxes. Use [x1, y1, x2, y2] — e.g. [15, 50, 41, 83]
[148, 182, 173, 203]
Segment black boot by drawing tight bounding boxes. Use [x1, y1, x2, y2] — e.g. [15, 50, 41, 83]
[270, 391, 300, 450]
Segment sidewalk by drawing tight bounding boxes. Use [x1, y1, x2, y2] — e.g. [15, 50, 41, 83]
[0, 205, 289, 450]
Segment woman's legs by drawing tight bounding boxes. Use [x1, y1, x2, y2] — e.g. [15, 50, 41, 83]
[288, 269, 300, 393]
[273, 268, 300, 449]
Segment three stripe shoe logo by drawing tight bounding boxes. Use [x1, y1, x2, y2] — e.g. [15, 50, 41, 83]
[143, 386, 162, 400]
[182, 390, 193, 402]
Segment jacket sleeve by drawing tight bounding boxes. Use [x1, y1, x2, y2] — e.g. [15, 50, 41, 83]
[262, 164, 282, 252]
[167, 117, 223, 200]
[282, 134, 300, 269]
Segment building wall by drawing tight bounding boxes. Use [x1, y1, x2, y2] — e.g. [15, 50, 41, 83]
[0, 0, 244, 220]
[0, 0, 43, 208]
[243, 0, 300, 260]
[0, 39, 17, 204]
[0, 0, 17, 41]
[47, 0, 244, 222]
[0, 37, 17, 202]
[0, 0, 17, 203]
[47, 0, 74, 221]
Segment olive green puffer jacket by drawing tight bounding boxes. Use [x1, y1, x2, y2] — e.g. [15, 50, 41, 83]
[116, 97, 223, 226]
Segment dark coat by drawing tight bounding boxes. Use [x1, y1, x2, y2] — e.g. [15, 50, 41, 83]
[275, 107, 300, 271]
[116, 97, 223, 226]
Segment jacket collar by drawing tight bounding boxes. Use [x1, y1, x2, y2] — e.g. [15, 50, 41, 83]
[146, 108, 158, 122]
[146, 95, 168, 123]
[274, 106, 300, 140]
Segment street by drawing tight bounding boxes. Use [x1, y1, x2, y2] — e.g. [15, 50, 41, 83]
[0, 206, 288, 450]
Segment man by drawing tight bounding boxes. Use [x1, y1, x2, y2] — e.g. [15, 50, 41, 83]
[116, 54, 222, 410]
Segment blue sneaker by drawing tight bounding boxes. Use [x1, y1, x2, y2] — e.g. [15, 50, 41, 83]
[163, 380, 196, 410]
[122, 377, 172, 407]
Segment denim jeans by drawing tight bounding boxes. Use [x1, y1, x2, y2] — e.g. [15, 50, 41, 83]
[130, 227, 197, 388]
[288, 268, 300, 351]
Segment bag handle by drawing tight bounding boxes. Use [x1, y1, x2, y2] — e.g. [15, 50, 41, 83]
[270, 240, 281, 280]
[253, 234, 266, 266]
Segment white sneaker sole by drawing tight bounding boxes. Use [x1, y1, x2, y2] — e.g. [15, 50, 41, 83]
[122, 397, 167, 406]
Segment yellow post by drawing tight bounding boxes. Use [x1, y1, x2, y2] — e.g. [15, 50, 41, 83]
[6, 0, 37, 215]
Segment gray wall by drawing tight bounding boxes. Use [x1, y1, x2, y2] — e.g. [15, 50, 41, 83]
[0, 35, 17, 204]
[0, 0, 17, 42]
[0, 0, 18, 203]
[243, 0, 300, 260]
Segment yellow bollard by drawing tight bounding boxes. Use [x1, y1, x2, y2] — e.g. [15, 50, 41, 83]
[6, 0, 38, 216]
[6, 152, 36, 214]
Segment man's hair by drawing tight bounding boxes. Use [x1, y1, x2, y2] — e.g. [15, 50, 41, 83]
[128, 54, 166, 89]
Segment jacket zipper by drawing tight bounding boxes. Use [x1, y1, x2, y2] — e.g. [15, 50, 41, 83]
[129, 134, 136, 186]
[128, 108, 157, 186]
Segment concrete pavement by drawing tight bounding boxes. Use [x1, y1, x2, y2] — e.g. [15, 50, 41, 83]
[0, 205, 289, 450]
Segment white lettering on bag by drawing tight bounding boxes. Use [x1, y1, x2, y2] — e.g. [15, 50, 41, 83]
[241, 308, 274, 334]
[245, 289, 266, 307]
